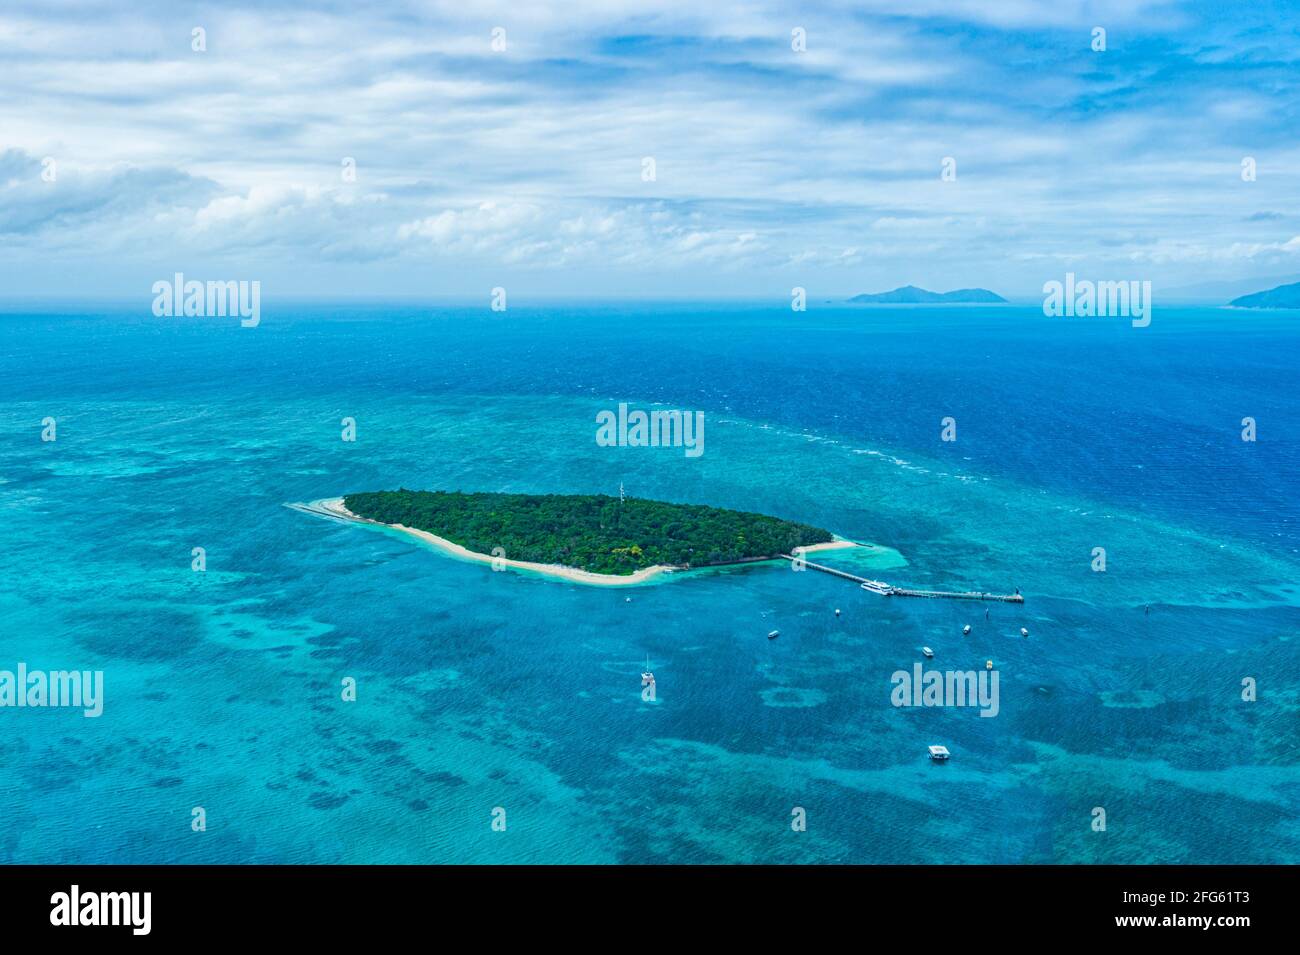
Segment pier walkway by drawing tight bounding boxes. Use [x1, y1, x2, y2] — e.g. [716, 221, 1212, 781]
[781, 554, 1024, 604]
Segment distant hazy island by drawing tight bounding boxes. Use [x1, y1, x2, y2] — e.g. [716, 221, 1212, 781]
[848, 285, 1007, 304]
[326, 491, 857, 585]
[1228, 281, 1300, 308]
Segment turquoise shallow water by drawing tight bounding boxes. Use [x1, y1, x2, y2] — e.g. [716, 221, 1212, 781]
[0, 303, 1297, 863]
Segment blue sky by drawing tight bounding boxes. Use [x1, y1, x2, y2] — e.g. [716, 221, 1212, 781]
[2, 0, 1299, 300]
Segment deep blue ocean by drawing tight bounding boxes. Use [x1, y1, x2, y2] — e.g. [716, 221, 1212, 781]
[1, 301, 1297, 863]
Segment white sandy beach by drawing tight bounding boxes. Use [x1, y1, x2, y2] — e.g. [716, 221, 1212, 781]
[318, 497, 862, 586]
[318, 498, 676, 585]
[793, 539, 861, 555]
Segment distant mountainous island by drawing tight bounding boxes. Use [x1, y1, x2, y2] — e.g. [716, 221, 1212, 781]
[1228, 281, 1300, 308]
[848, 285, 1007, 304]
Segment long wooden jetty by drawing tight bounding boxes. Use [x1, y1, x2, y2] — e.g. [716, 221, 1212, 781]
[781, 554, 1024, 604]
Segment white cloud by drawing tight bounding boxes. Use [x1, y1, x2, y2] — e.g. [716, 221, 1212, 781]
[1, 1, 1298, 296]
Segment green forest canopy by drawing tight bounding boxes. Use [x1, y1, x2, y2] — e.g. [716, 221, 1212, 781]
[343, 490, 834, 575]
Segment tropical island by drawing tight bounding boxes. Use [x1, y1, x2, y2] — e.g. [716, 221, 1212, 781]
[848, 285, 1006, 304]
[321, 490, 857, 585]
[1228, 280, 1300, 308]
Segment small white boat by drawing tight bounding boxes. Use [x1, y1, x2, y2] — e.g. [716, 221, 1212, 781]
[922, 646, 934, 659]
[928, 745, 950, 761]
[1020, 627, 1029, 638]
[641, 656, 655, 687]
[768, 629, 780, 640]
[834, 608, 841, 617]
[962, 624, 971, 636]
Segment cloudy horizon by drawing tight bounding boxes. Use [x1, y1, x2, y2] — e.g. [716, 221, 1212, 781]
[3, 0, 1299, 302]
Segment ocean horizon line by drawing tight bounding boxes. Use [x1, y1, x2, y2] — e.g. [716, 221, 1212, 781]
[0, 294, 1258, 312]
